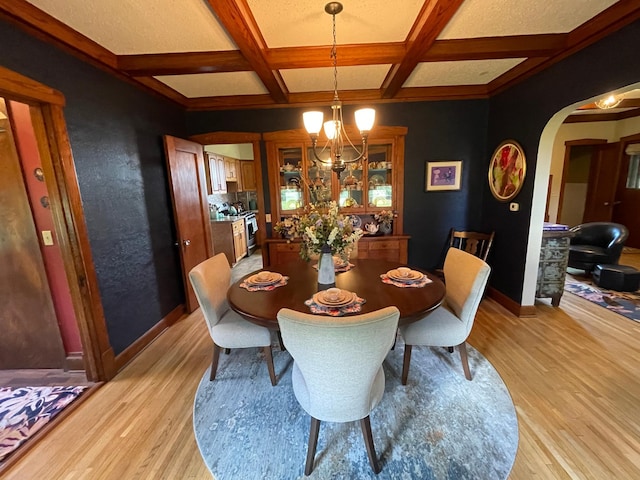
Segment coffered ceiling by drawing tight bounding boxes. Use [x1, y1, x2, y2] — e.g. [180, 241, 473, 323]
[2, 0, 640, 116]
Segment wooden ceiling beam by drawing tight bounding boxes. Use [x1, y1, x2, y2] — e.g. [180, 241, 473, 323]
[116, 33, 567, 77]
[0, 0, 116, 69]
[423, 34, 567, 61]
[381, 0, 466, 99]
[205, 0, 288, 104]
[267, 43, 405, 69]
[118, 51, 250, 76]
[488, 0, 640, 95]
[184, 84, 489, 111]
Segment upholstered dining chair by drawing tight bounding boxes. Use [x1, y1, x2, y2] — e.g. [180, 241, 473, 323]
[189, 253, 277, 386]
[277, 306, 400, 475]
[400, 248, 490, 383]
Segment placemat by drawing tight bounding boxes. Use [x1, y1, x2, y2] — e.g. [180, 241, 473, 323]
[380, 273, 432, 288]
[304, 295, 366, 316]
[240, 276, 289, 292]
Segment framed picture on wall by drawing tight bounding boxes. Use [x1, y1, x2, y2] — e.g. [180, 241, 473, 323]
[488, 140, 526, 202]
[425, 161, 462, 191]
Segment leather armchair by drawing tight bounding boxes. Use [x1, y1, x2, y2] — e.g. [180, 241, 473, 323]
[568, 222, 629, 273]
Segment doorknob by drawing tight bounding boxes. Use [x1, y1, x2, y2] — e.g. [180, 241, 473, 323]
[604, 202, 610, 206]
[183, 239, 191, 246]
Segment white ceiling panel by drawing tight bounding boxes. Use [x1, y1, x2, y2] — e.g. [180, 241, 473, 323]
[26, 0, 236, 54]
[247, 0, 424, 47]
[282, 65, 390, 93]
[405, 58, 526, 87]
[439, 0, 619, 39]
[155, 72, 268, 98]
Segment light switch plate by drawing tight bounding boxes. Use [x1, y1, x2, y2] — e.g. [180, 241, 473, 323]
[266, 213, 272, 223]
[42, 230, 54, 245]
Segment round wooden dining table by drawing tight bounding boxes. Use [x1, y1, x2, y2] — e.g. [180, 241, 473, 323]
[227, 259, 446, 330]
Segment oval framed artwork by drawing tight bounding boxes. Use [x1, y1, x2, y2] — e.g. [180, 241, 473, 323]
[488, 140, 526, 202]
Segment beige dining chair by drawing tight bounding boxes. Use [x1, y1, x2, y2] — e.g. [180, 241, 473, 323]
[400, 248, 490, 383]
[189, 253, 277, 386]
[277, 306, 400, 475]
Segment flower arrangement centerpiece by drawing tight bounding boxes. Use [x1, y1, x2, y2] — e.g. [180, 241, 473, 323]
[296, 201, 363, 262]
[273, 201, 363, 284]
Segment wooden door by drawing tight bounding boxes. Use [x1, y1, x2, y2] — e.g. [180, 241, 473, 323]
[613, 137, 640, 248]
[0, 105, 66, 368]
[583, 143, 622, 223]
[163, 136, 213, 312]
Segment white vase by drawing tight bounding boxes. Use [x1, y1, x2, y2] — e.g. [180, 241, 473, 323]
[318, 246, 336, 287]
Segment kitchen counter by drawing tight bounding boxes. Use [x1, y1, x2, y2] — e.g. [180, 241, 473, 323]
[211, 215, 244, 222]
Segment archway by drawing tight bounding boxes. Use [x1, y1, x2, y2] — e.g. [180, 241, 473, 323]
[522, 82, 640, 306]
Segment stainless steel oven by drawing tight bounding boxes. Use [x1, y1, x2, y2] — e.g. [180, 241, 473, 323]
[242, 212, 257, 255]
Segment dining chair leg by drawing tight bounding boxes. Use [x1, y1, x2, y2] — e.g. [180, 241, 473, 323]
[447, 346, 454, 353]
[360, 416, 381, 474]
[277, 330, 286, 351]
[401, 344, 412, 385]
[305, 417, 321, 476]
[263, 346, 277, 386]
[210, 343, 221, 381]
[224, 348, 231, 354]
[459, 342, 472, 380]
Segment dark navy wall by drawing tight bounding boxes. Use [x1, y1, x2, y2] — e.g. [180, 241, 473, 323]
[0, 19, 187, 354]
[187, 100, 489, 270]
[485, 19, 640, 302]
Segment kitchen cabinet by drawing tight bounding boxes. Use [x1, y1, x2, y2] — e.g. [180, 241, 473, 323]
[206, 153, 226, 194]
[233, 219, 247, 262]
[264, 126, 406, 235]
[240, 160, 257, 191]
[224, 157, 238, 182]
[210, 218, 246, 266]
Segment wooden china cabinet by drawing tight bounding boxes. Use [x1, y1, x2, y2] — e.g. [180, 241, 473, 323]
[263, 126, 409, 267]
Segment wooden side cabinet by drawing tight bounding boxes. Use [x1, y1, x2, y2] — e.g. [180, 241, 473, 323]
[211, 219, 247, 266]
[536, 229, 573, 306]
[263, 236, 409, 267]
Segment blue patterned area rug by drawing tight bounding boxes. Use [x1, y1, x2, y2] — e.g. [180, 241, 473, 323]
[193, 342, 518, 480]
[565, 271, 640, 322]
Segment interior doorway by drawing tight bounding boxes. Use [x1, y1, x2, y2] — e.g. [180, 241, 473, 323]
[557, 140, 621, 226]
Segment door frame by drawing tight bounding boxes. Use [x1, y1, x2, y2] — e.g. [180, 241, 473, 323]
[0, 66, 115, 381]
[557, 138, 607, 223]
[188, 131, 266, 248]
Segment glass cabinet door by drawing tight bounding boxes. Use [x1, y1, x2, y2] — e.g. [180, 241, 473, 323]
[279, 147, 303, 212]
[367, 144, 392, 208]
[339, 159, 364, 209]
[306, 148, 333, 205]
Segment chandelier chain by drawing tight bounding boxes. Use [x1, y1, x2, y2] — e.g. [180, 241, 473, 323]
[331, 12, 338, 100]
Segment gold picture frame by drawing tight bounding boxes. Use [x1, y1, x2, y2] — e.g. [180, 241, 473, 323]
[488, 140, 526, 202]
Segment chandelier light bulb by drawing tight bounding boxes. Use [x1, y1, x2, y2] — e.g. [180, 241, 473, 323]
[324, 120, 340, 140]
[355, 108, 375, 132]
[303, 111, 324, 135]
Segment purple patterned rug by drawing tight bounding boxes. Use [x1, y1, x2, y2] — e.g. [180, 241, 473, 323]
[0, 386, 87, 462]
[565, 272, 640, 323]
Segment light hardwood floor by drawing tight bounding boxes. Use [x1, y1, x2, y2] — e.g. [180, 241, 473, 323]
[3, 253, 640, 479]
